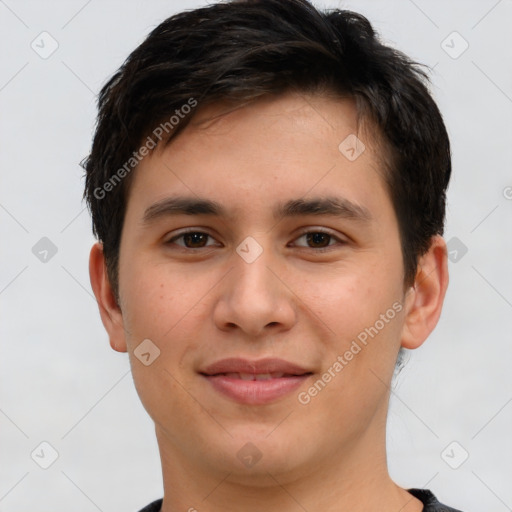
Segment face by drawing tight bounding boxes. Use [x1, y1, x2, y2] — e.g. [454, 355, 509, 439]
[107, 92, 416, 482]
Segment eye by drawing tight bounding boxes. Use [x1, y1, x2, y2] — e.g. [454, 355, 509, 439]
[166, 230, 219, 249]
[291, 230, 346, 250]
[165, 229, 346, 251]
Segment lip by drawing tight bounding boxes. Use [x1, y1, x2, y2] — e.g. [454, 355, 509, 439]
[199, 358, 312, 405]
[201, 357, 310, 376]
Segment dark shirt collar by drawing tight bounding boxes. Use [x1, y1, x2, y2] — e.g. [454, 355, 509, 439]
[138, 489, 464, 512]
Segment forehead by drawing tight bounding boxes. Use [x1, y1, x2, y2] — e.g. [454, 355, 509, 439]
[124, 91, 391, 225]
[183, 92, 365, 146]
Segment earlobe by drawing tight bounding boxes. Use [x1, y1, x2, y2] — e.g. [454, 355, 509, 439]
[89, 242, 128, 353]
[400, 235, 449, 350]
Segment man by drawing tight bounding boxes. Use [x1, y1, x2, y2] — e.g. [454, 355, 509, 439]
[84, 0, 463, 510]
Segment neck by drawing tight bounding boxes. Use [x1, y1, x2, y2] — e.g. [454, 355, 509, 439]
[156, 410, 423, 512]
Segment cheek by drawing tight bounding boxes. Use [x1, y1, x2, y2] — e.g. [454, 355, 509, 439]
[120, 266, 178, 345]
[296, 257, 405, 384]
[120, 262, 212, 363]
[297, 272, 405, 436]
[119, 267, 208, 427]
[298, 264, 395, 331]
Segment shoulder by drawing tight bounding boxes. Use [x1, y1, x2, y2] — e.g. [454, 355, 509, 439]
[408, 488, 465, 512]
[136, 498, 163, 512]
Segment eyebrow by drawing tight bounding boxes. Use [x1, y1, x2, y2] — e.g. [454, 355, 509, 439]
[142, 195, 372, 224]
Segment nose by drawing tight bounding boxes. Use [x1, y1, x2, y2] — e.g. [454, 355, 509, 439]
[212, 243, 297, 338]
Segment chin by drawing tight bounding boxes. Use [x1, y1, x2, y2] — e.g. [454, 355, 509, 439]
[206, 429, 312, 482]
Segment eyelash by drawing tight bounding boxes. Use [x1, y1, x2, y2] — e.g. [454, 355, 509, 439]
[165, 228, 347, 253]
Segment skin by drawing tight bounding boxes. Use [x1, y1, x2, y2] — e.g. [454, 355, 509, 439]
[90, 92, 448, 512]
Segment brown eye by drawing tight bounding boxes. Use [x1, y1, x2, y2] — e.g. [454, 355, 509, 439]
[167, 231, 217, 249]
[293, 230, 342, 249]
[305, 232, 332, 248]
[182, 232, 209, 248]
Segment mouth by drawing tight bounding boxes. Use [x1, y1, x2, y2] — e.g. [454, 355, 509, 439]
[199, 358, 313, 405]
[215, 372, 301, 380]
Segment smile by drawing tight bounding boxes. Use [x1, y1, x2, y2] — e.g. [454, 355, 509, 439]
[199, 358, 313, 405]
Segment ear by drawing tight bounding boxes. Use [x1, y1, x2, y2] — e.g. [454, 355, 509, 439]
[400, 235, 449, 350]
[89, 242, 128, 352]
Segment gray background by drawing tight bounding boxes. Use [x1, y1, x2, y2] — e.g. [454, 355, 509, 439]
[0, 0, 511, 510]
